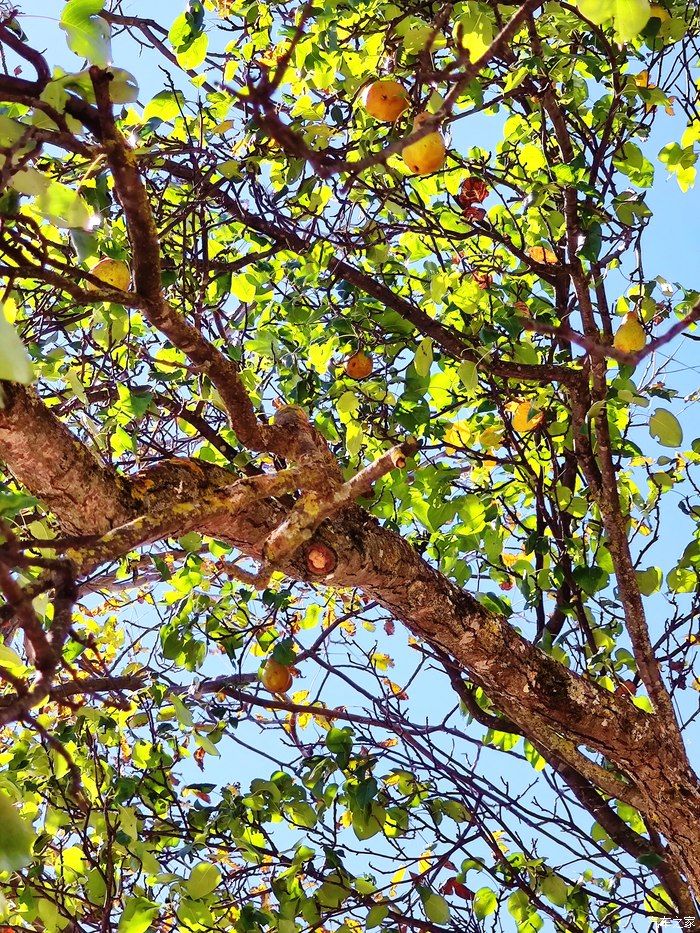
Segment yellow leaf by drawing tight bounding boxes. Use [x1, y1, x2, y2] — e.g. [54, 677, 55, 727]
[479, 426, 504, 450]
[370, 653, 393, 672]
[510, 400, 545, 433]
[527, 246, 558, 265]
[312, 711, 333, 732]
[390, 867, 406, 897]
[444, 420, 472, 453]
[384, 679, 405, 697]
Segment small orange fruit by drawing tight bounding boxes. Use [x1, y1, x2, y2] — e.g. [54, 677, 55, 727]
[613, 312, 646, 353]
[261, 659, 293, 693]
[361, 79, 409, 122]
[345, 351, 373, 380]
[402, 113, 446, 175]
[87, 258, 131, 291]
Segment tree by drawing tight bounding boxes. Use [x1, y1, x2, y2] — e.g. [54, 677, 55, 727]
[0, 0, 698, 928]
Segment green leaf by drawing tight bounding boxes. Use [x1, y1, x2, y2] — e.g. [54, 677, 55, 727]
[231, 274, 257, 302]
[0, 306, 34, 385]
[271, 636, 296, 666]
[0, 643, 25, 674]
[523, 739, 546, 771]
[366, 904, 389, 929]
[177, 33, 208, 70]
[613, 0, 651, 40]
[458, 360, 478, 395]
[636, 566, 662, 596]
[638, 852, 664, 868]
[352, 806, 385, 840]
[59, 67, 139, 104]
[36, 181, 94, 229]
[143, 90, 186, 123]
[285, 802, 318, 829]
[473, 887, 497, 919]
[577, 0, 651, 41]
[453, 5, 494, 60]
[9, 167, 49, 196]
[0, 114, 26, 147]
[169, 693, 194, 727]
[194, 732, 220, 756]
[649, 408, 683, 448]
[508, 890, 530, 922]
[60, 0, 111, 66]
[413, 337, 433, 378]
[346, 420, 364, 457]
[60, 0, 105, 16]
[419, 889, 451, 924]
[326, 726, 353, 768]
[185, 862, 221, 899]
[396, 16, 445, 54]
[541, 875, 568, 907]
[0, 792, 35, 871]
[117, 896, 160, 933]
[108, 68, 140, 103]
[666, 566, 696, 593]
[178, 531, 202, 553]
[65, 367, 89, 403]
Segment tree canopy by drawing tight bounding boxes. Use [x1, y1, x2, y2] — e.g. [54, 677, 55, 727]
[0, 0, 699, 929]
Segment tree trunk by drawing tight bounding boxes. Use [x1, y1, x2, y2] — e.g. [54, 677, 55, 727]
[636, 757, 700, 904]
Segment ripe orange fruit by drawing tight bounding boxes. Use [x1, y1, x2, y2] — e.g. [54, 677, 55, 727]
[613, 312, 646, 353]
[87, 258, 131, 291]
[402, 113, 446, 175]
[361, 80, 409, 122]
[345, 351, 373, 380]
[261, 659, 293, 693]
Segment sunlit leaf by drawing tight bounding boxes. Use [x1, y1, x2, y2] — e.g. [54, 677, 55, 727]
[649, 408, 683, 448]
[0, 792, 35, 871]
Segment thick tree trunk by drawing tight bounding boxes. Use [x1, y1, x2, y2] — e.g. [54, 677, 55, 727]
[636, 757, 700, 904]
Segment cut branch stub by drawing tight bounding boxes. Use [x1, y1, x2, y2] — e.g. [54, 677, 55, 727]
[305, 543, 338, 576]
